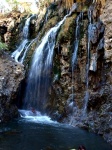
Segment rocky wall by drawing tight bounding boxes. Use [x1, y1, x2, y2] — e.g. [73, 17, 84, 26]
[0, 11, 30, 52]
[0, 51, 24, 122]
[47, 0, 112, 145]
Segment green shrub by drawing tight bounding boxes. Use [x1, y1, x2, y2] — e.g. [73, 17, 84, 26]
[0, 42, 8, 50]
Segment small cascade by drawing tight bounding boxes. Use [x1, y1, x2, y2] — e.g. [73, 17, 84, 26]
[71, 12, 83, 101]
[83, 6, 93, 115]
[45, 7, 49, 23]
[18, 109, 56, 124]
[72, 13, 83, 66]
[23, 16, 33, 39]
[11, 15, 35, 63]
[11, 39, 28, 62]
[24, 14, 69, 114]
[20, 38, 37, 63]
[69, 12, 83, 125]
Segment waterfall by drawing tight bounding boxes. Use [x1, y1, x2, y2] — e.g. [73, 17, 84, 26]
[23, 16, 32, 39]
[69, 12, 83, 125]
[45, 7, 49, 23]
[24, 14, 69, 113]
[11, 15, 35, 63]
[71, 12, 83, 101]
[83, 6, 93, 115]
[72, 13, 82, 66]
[20, 38, 37, 63]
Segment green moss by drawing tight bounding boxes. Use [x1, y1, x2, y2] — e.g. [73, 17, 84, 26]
[82, 6, 88, 12]
[57, 14, 76, 43]
[39, 16, 59, 40]
[45, 16, 59, 30]
[23, 40, 37, 69]
[0, 42, 8, 50]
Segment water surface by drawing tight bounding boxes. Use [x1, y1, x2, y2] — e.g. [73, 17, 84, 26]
[0, 116, 111, 150]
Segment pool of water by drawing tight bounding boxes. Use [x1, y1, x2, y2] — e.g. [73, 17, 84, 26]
[0, 111, 111, 150]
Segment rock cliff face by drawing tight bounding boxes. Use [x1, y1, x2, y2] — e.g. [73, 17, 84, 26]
[100, 0, 112, 63]
[0, 51, 24, 122]
[0, 11, 30, 51]
[0, 2, 32, 123]
[44, 0, 112, 145]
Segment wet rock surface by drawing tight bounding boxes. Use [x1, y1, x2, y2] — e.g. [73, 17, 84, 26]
[47, 0, 112, 145]
[0, 51, 24, 122]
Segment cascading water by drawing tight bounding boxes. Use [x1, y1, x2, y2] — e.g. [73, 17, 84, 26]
[11, 15, 35, 63]
[45, 7, 49, 23]
[11, 39, 28, 62]
[72, 13, 83, 66]
[83, 6, 93, 115]
[20, 38, 37, 64]
[69, 12, 83, 125]
[23, 14, 70, 114]
[71, 12, 83, 100]
[23, 16, 33, 39]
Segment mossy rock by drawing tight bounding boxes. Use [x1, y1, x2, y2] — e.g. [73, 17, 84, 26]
[0, 42, 8, 50]
[0, 37, 8, 50]
[23, 39, 37, 69]
[57, 14, 76, 44]
[45, 16, 59, 31]
[39, 16, 59, 40]
[47, 3, 59, 19]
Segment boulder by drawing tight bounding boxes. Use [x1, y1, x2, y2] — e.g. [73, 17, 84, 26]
[0, 51, 24, 122]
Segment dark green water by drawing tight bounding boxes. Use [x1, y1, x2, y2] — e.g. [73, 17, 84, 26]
[0, 118, 111, 150]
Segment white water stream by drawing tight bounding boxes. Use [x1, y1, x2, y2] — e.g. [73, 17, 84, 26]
[24, 13, 71, 113]
[83, 6, 93, 115]
[11, 15, 35, 63]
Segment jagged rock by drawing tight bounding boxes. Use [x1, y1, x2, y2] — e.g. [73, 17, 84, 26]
[100, 0, 112, 63]
[88, 21, 105, 44]
[0, 51, 24, 122]
[0, 11, 29, 51]
[97, 38, 104, 51]
[89, 24, 98, 44]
